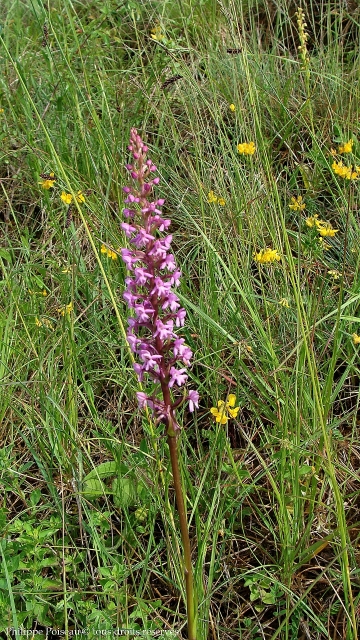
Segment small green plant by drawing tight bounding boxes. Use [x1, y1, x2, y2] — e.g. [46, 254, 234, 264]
[244, 573, 284, 611]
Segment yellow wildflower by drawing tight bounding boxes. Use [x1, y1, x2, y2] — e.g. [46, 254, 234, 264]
[229, 104, 236, 112]
[61, 191, 85, 204]
[207, 191, 226, 205]
[279, 298, 290, 308]
[338, 139, 353, 154]
[101, 244, 118, 260]
[0, 108, 4, 113]
[305, 214, 322, 228]
[57, 301, 73, 316]
[39, 172, 56, 189]
[332, 160, 359, 180]
[36, 317, 54, 330]
[207, 190, 218, 204]
[237, 141, 256, 155]
[61, 192, 72, 204]
[352, 333, 360, 345]
[327, 270, 341, 279]
[253, 248, 281, 264]
[317, 221, 338, 237]
[151, 25, 164, 41]
[210, 394, 240, 424]
[289, 195, 306, 211]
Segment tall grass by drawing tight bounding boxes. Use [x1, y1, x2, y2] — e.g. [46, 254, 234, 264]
[0, 0, 360, 637]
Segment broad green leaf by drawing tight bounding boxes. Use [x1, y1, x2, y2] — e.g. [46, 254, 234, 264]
[83, 461, 127, 482]
[82, 478, 107, 498]
[112, 477, 137, 508]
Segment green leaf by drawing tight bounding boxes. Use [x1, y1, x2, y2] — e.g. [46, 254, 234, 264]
[39, 557, 59, 568]
[262, 592, 276, 605]
[139, 438, 149, 454]
[112, 476, 137, 508]
[0, 249, 11, 262]
[82, 478, 107, 498]
[298, 465, 312, 476]
[83, 460, 129, 483]
[30, 489, 41, 507]
[41, 578, 62, 590]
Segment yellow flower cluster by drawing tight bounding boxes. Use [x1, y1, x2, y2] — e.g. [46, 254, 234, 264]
[253, 248, 281, 264]
[237, 141, 256, 155]
[352, 333, 360, 345]
[207, 191, 226, 206]
[229, 104, 236, 112]
[35, 317, 53, 330]
[338, 139, 353, 154]
[317, 221, 338, 237]
[101, 244, 118, 260]
[61, 191, 85, 204]
[57, 302, 73, 316]
[330, 139, 359, 179]
[279, 298, 290, 308]
[332, 160, 359, 181]
[38, 171, 87, 204]
[210, 394, 240, 424]
[150, 25, 164, 41]
[305, 214, 320, 228]
[327, 270, 341, 280]
[289, 195, 306, 211]
[305, 215, 338, 237]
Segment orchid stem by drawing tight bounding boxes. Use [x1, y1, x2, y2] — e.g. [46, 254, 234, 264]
[167, 433, 197, 640]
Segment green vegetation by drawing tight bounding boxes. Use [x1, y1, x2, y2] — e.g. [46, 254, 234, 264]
[0, 0, 360, 637]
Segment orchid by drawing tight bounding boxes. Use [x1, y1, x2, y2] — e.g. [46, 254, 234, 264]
[121, 127, 199, 433]
[121, 128, 198, 639]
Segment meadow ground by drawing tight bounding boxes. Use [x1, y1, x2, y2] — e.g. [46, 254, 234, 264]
[0, 0, 360, 638]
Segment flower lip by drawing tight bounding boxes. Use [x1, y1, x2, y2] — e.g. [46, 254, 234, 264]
[188, 390, 199, 412]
